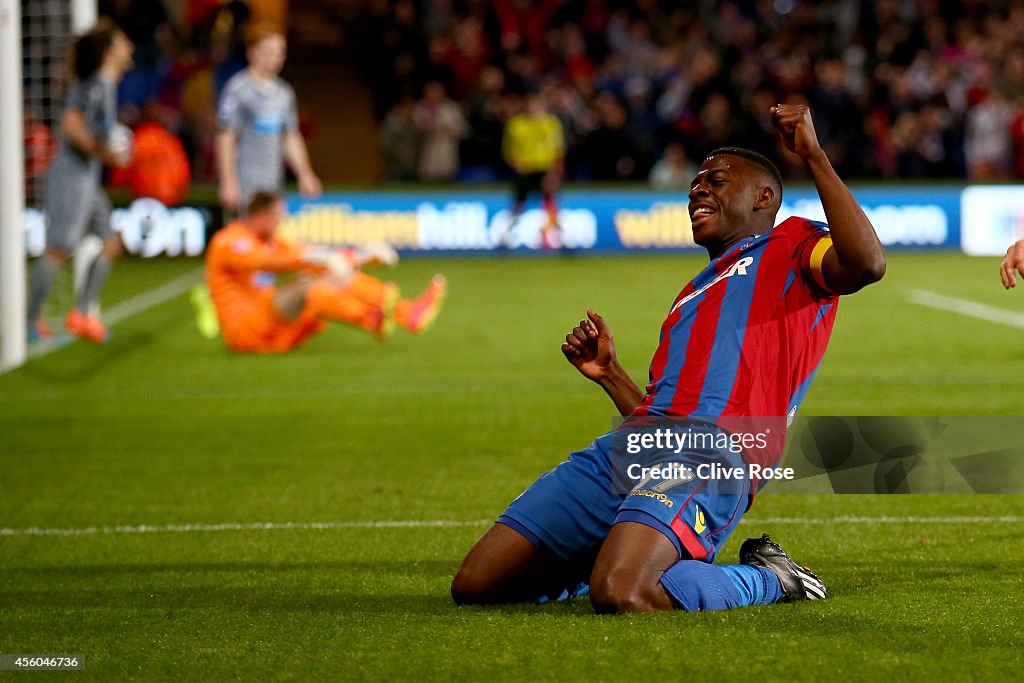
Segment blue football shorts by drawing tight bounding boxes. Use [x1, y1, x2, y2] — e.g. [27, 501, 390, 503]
[497, 425, 752, 564]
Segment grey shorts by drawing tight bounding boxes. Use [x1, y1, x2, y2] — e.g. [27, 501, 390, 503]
[44, 176, 113, 252]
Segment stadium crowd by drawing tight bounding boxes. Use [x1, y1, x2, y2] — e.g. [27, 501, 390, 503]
[106, 0, 256, 183]
[25, 0, 1024, 190]
[360, 0, 1024, 184]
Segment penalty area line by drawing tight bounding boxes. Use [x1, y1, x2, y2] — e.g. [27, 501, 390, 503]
[907, 289, 1024, 329]
[102, 267, 205, 326]
[10, 267, 205, 371]
[1, 516, 1023, 538]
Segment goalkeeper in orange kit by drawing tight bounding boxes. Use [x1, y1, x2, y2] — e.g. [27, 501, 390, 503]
[201, 191, 446, 352]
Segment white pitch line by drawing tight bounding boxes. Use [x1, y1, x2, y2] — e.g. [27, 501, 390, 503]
[752, 515, 1024, 525]
[102, 267, 204, 326]
[907, 289, 1024, 329]
[0, 520, 493, 537]
[1, 516, 1022, 538]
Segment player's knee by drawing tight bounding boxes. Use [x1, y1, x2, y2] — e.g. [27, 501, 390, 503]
[450, 564, 494, 605]
[43, 248, 70, 264]
[450, 548, 505, 605]
[589, 569, 660, 614]
[101, 236, 123, 259]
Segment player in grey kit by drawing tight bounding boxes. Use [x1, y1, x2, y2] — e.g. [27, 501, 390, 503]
[216, 27, 321, 213]
[27, 19, 134, 344]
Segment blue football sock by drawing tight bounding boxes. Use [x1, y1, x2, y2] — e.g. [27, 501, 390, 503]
[660, 560, 783, 611]
[719, 563, 784, 606]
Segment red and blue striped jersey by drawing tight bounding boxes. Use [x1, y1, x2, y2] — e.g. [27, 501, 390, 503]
[633, 217, 837, 462]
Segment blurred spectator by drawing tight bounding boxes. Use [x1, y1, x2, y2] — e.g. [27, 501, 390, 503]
[109, 121, 191, 205]
[78, 0, 1024, 185]
[586, 92, 638, 180]
[649, 142, 697, 189]
[460, 66, 508, 180]
[412, 81, 467, 182]
[380, 96, 419, 181]
[359, 0, 427, 119]
[966, 90, 1013, 179]
[1010, 96, 1024, 179]
[354, 0, 1024, 183]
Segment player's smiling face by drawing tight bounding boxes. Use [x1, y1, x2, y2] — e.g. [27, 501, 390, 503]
[688, 155, 768, 257]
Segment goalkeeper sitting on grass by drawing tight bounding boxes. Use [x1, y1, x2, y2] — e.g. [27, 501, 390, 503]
[197, 191, 446, 352]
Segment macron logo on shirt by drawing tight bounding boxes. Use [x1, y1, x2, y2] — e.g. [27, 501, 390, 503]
[669, 256, 754, 315]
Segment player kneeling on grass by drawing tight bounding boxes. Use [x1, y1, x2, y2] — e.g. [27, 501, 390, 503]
[452, 105, 886, 613]
[202, 192, 446, 352]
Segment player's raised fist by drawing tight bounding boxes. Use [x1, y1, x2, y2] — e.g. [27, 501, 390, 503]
[561, 308, 618, 383]
[770, 104, 824, 161]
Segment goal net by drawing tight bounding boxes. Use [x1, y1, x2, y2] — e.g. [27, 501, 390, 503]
[2, 0, 97, 367]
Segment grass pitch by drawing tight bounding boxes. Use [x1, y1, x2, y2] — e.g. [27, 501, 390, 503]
[1, 252, 1023, 681]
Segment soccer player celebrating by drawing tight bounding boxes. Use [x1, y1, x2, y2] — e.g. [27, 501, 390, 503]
[452, 105, 886, 613]
[999, 239, 1024, 289]
[26, 19, 134, 343]
[205, 192, 446, 352]
[501, 93, 565, 249]
[216, 27, 321, 213]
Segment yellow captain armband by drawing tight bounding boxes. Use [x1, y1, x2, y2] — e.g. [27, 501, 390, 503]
[808, 236, 834, 291]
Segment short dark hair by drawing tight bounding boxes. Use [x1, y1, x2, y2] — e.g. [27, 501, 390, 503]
[247, 191, 283, 216]
[71, 18, 121, 81]
[706, 147, 783, 198]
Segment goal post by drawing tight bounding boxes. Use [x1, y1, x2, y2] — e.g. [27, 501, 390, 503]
[1, 0, 26, 370]
[2, 0, 96, 370]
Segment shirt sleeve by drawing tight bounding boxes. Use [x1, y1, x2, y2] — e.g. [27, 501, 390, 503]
[789, 217, 836, 298]
[215, 232, 310, 273]
[217, 81, 244, 132]
[64, 82, 87, 112]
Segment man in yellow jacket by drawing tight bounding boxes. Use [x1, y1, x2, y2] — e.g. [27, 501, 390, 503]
[502, 93, 565, 250]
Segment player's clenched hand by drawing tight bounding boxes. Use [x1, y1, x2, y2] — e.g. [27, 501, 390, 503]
[1000, 239, 1024, 289]
[561, 309, 618, 382]
[771, 104, 824, 162]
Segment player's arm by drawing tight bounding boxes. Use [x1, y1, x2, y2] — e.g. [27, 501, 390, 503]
[562, 309, 645, 417]
[1000, 239, 1024, 289]
[771, 104, 886, 295]
[282, 91, 321, 199]
[216, 86, 243, 211]
[544, 120, 566, 189]
[215, 129, 240, 211]
[216, 236, 321, 274]
[283, 130, 322, 198]
[60, 108, 119, 165]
